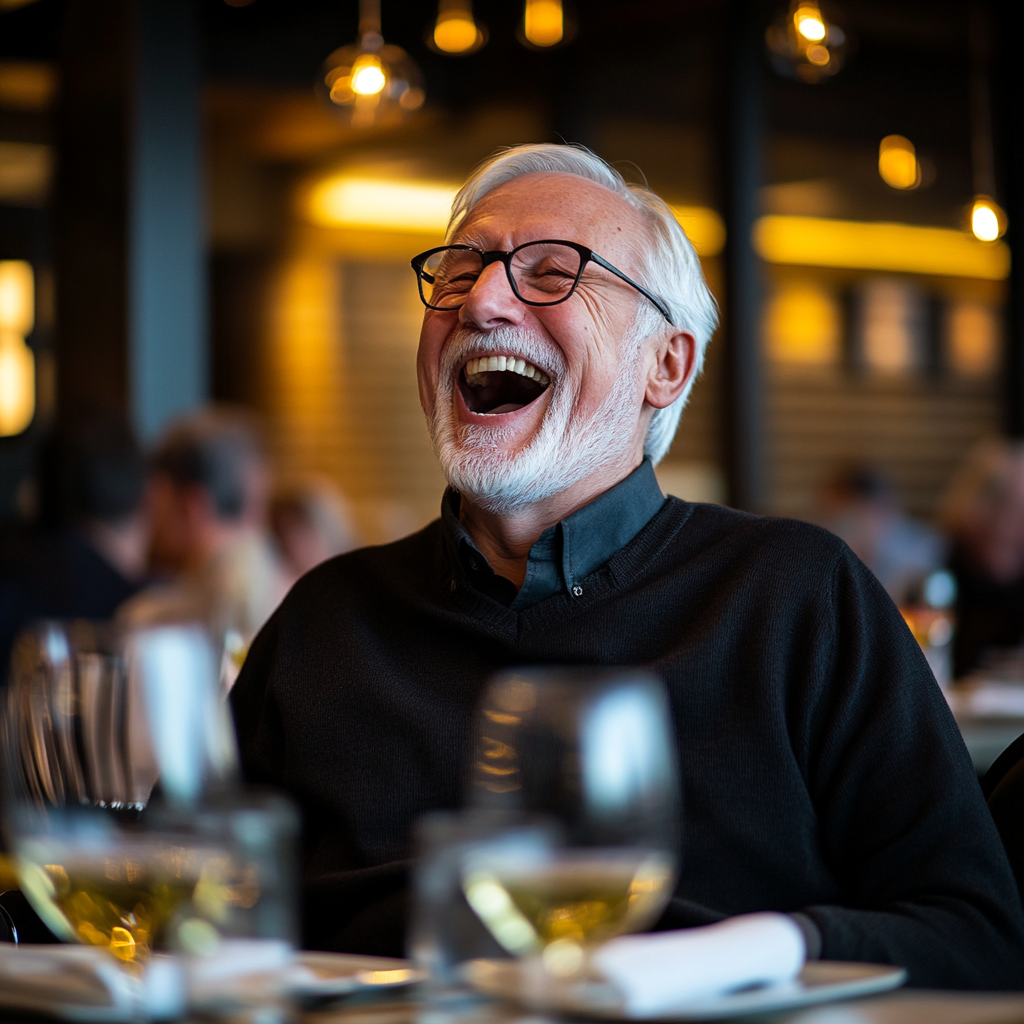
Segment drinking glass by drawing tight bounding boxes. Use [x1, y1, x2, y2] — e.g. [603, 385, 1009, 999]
[465, 667, 680, 977]
[0, 619, 240, 968]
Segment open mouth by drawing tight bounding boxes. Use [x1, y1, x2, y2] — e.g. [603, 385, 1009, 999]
[459, 355, 551, 415]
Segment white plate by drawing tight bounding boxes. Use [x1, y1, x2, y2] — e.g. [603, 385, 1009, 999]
[291, 952, 425, 998]
[466, 958, 907, 1021]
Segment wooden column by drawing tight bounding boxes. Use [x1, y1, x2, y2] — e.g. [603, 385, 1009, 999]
[996, 0, 1024, 437]
[55, 0, 207, 440]
[722, 0, 765, 511]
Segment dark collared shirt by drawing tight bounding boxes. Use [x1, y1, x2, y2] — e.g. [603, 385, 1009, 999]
[441, 458, 666, 608]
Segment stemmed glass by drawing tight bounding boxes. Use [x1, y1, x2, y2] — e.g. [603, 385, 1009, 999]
[0, 620, 239, 969]
[464, 667, 680, 977]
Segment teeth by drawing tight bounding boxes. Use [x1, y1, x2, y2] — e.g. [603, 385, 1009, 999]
[463, 355, 551, 387]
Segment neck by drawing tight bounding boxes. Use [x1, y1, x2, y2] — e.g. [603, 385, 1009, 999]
[458, 454, 644, 588]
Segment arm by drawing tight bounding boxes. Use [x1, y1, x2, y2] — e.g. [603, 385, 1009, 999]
[797, 548, 1024, 988]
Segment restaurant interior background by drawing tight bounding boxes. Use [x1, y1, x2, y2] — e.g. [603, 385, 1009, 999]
[0, 0, 1020, 546]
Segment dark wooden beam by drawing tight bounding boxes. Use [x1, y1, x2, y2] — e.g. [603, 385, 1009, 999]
[722, 0, 765, 511]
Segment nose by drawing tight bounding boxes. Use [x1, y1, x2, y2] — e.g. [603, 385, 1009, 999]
[458, 259, 526, 331]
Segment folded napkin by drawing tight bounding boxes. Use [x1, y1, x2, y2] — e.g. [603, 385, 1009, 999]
[591, 912, 806, 1016]
[0, 945, 142, 1022]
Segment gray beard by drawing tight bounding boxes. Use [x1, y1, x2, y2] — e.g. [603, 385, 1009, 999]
[426, 325, 644, 515]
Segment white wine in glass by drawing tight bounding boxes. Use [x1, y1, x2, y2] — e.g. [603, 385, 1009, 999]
[467, 668, 681, 975]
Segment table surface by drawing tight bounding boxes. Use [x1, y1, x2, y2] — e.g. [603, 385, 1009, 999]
[303, 990, 1024, 1024]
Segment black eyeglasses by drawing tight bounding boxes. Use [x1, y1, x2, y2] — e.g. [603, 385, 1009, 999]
[410, 239, 673, 323]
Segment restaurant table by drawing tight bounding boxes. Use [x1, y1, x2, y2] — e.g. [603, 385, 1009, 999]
[299, 990, 1024, 1024]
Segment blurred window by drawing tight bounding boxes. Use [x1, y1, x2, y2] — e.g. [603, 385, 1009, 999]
[858, 278, 925, 376]
[946, 300, 1000, 378]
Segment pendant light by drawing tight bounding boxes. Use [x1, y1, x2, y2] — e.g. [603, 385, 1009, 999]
[429, 0, 487, 56]
[765, 0, 850, 83]
[320, 0, 425, 129]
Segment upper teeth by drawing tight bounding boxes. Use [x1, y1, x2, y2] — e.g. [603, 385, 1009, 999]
[464, 356, 550, 386]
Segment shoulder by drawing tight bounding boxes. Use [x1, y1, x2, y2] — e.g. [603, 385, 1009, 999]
[277, 518, 443, 612]
[661, 498, 854, 576]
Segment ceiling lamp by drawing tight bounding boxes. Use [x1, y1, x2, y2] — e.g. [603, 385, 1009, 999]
[969, 196, 1007, 242]
[429, 0, 486, 55]
[519, 0, 575, 49]
[878, 135, 921, 190]
[766, 0, 849, 83]
[320, 0, 425, 129]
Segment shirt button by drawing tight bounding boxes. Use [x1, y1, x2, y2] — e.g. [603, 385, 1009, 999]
[469, 558, 479, 570]
[450, 579, 458, 592]
[572, 584, 584, 597]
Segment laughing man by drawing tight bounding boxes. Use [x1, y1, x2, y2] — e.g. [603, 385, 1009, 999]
[230, 144, 1024, 987]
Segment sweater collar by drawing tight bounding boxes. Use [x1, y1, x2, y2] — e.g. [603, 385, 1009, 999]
[441, 458, 665, 609]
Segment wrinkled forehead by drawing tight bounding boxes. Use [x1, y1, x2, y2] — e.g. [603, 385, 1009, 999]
[452, 172, 651, 268]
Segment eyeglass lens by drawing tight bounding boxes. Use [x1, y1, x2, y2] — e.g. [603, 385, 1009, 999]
[420, 242, 584, 309]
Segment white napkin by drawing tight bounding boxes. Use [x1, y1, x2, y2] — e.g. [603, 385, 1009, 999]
[0, 945, 141, 1022]
[591, 912, 806, 1016]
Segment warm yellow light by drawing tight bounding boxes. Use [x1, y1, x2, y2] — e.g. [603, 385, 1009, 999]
[970, 197, 1006, 242]
[878, 135, 921, 190]
[524, 0, 563, 47]
[0, 331, 35, 436]
[795, 9, 826, 41]
[806, 44, 830, 65]
[434, 12, 480, 53]
[754, 215, 1010, 280]
[350, 56, 386, 96]
[669, 205, 726, 257]
[764, 282, 840, 365]
[307, 177, 458, 233]
[0, 260, 33, 335]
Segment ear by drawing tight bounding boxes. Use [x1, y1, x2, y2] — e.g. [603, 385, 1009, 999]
[645, 330, 697, 409]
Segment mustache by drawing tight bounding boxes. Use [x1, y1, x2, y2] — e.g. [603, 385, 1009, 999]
[437, 325, 566, 386]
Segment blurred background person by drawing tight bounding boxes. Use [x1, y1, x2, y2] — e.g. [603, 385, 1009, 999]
[815, 461, 946, 605]
[940, 440, 1024, 678]
[0, 414, 148, 675]
[270, 475, 360, 590]
[119, 406, 288, 682]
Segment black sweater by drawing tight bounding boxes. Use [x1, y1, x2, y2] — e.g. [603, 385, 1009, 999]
[230, 498, 1024, 989]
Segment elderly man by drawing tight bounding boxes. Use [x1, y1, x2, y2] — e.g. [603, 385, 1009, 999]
[231, 144, 1024, 988]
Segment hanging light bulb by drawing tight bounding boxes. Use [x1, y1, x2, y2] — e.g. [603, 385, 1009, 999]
[517, 0, 575, 50]
[766, 0, 850, 83]
[320, 0, 425, 129]
[429, 0, 487, 55]
[878, 135, 921, 190]
[969, 195, 1007, 242]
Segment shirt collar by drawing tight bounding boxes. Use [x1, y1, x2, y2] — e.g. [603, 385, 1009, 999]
[441, 458, 665, 609]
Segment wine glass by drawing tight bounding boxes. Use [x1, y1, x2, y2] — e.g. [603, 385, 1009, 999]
[0, 619, 239, 969]
[465, 667, 680, 977]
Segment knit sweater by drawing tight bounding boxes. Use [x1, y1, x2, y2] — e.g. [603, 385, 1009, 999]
[230, 497, 1024, 989]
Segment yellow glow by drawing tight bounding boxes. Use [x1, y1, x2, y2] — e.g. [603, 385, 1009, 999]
[0, 260, 33, 334]
[307, 177, 458, 232]
[972, 204, 999, 242]
[970, 196, 1006, 242]
[524, 0, 564, 47]
[878, 135, 920, 190]
[806, 44, 830, 65]
[0, 331, 35, 436]
[350, 56, 386, 96]
[795, 10, 826, 41]
[754, 215, 1010, 280]
[669, 205, 726, 257]
[764, 282, 840, 365]
[434, 12, 480, 53]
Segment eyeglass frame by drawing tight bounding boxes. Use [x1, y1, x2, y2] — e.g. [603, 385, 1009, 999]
[410, 239, 674, 324]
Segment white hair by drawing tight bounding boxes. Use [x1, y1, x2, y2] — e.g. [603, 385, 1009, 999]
[448, 143, 719, 464]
